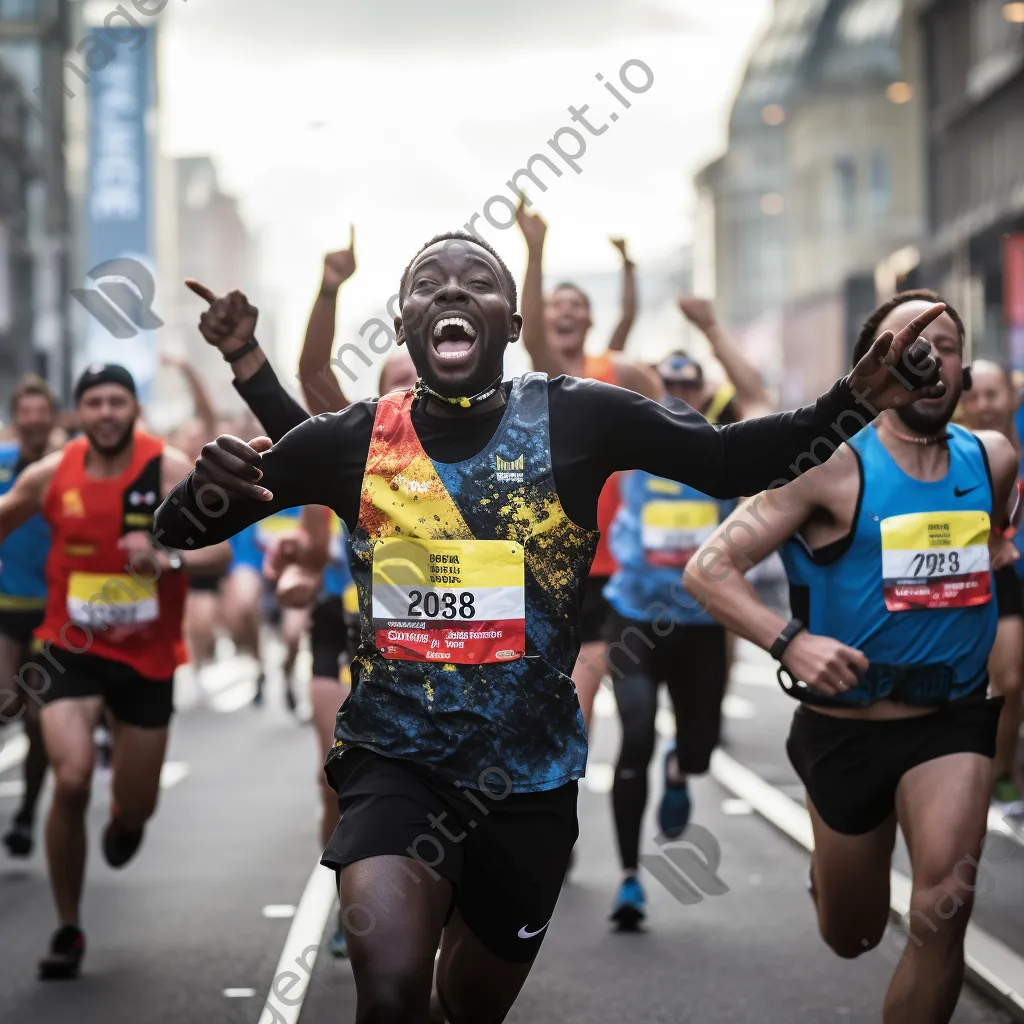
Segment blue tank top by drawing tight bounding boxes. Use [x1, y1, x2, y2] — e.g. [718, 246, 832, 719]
[229, 522, 263, 572]
[0, 443, 50, 608]
[321, 513, 354, 600]
[781, 423, 997, 706]
[604, 471, 734, 625]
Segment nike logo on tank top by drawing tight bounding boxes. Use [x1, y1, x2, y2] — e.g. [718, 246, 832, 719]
[334, 374, 598, 793]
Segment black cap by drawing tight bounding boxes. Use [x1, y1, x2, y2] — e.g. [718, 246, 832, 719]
[74, 363, 137, 403]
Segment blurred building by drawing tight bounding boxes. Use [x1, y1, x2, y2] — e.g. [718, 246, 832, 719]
[154, 156, 257, 423]
[697, 0, 927, 406]
[911, 0, 1024, 366]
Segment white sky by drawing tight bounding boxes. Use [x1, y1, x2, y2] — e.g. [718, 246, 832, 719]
[159, 0, 771, 395]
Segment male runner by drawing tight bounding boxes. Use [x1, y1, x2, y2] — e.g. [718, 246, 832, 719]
[0, 375, 57, 857]
[959, 359, 1024, 803]
[686, 292, 1016, 1024]
[516, 203, 660, 745]
[0, 364, 231, 978]
[158, 231, 944, 1023]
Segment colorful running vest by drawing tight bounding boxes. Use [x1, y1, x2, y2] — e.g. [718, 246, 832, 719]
[0, 443, 50, 611]
[781, 423, 997, 707]
[604, 471, 734, 625]
[583, 353, 621, 578]
[37, 433, 188, 679]
[333, 375, 598, 793]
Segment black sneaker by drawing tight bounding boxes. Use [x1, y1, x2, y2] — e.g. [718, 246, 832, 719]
[252, 671, 266, 707]
[102, 818, 145, 869]
[39, 925, 85, 980]
[2, 816, 33, 857]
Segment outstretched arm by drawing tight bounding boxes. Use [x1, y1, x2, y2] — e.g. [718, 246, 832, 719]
[678, 297, 771, 416]
[298, 229, 357, 414]
[515, 201, 569, 377]
[606, 238, 637, 354]
[0, 453, 60, 543]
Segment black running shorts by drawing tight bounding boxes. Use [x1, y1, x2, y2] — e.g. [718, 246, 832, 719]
[310, 598, 349, 680]
[27, 647, 174, 729]
[187, 571, 224, 595]
[994, 565, 1023, 619]
[322, 747, 578, 963]
[579, 574, 612, 645]
[0, 608, 45, 645]
[786, 698, 1002, 835]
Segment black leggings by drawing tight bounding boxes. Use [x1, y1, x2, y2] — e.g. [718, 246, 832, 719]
[606, 615, 728, 872]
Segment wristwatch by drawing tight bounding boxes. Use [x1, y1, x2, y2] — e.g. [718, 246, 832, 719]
[769, 618, 806, 662]
[167, 552, 184, 572]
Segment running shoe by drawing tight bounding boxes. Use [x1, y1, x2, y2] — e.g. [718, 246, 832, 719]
[658, 744, 692, 840]
[38, 924, 85, 980]
[992, 774, 1021, 806]
[609, 876, 646, 931]
[284, 682, 298, 714]
[102, 815, 145, 869]
[328, 929, 348, 958]
[252, 670, 266, 707]
[2, 815, 33, 857]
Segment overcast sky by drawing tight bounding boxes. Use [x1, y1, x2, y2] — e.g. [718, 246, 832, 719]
[160, 0, 771, 392]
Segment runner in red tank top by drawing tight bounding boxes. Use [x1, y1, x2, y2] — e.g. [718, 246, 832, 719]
[0, 364, 231, 979]
[516, 204, 663, 767]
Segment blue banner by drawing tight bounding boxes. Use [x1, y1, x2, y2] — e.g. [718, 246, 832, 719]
[81, 27, 158, 406]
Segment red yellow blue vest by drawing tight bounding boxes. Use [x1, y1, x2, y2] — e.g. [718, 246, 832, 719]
[330, 374, 598, 792]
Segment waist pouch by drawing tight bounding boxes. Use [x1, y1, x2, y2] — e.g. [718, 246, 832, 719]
[776, 662, 987, 709]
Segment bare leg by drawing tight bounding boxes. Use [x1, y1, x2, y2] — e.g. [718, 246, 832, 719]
[883, 753, 993, 1024]
[573, 641, 606, 737]
[109, 719, 169, 831]
[989, 617, 1024, 791]
[40, 696, 102, 924]
[221, 568, 262, 658]
[311, 676, 349, 848]
[184, 591, 219, 671]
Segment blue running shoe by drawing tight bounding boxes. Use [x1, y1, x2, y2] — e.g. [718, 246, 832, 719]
[329, 929, 348, 959]
[610, 876, 646, 931]
[658, 744, 691, 840]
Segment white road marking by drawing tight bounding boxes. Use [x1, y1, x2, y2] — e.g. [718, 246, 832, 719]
[0, 732, 28, 776]
[159, 762, 190, 790]
[257, 863, 338, 1024]
[594, 686, 616, 718]
[721, 798, 753, 816]
[262, 905, 297, 919]
[584, 762, 615, 794]
[223, 988, 257, 999]
[722, 694, 757, 720]
[710, 749, 1024, 1020]
[0, 779, 26, 798]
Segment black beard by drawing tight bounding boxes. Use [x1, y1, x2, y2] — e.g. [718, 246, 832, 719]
[894, 402, 952, 436]
[89, 426, 135, 459]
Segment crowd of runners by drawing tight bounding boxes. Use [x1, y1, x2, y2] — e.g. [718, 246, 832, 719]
[0, 206, 1021, 1023]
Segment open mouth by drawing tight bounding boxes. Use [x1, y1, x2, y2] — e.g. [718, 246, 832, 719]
[432, 315, 478, 363]
[553, 318, 578, 336]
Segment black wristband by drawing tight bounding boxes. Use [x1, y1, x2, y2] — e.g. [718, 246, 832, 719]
[769, 618, 806, 661]
[223, 338, 259, 363]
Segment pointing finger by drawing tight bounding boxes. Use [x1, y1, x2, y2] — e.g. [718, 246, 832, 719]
[185, 279, 217, 305]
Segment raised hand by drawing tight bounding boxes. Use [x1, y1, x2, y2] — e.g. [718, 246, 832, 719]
[516, 198, 547, 252]
[849, 301, 947, 411]
[322, 225, 357, 294]
[610, 237, 633, 266]
[194, 435, 273, 502]
[677, 296, 717, 333]
[184, 281, 258, 354]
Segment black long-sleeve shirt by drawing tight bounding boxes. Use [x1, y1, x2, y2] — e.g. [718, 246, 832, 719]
[157, 361, 867, 545]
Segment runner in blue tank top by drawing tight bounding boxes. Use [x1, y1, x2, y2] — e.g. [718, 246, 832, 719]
[0, 376, 57, 860]
[689, 292, 1018, 1024]
[959, 360, 1024, 808]
[602, 409, 736, 930]
[158, 239, 948, 1024]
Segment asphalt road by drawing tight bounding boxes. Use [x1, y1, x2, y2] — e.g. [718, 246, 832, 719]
[0, 638, 1021, 1024]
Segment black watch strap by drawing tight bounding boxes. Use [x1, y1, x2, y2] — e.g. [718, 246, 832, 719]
[770, 618, 806, 661]
[223, 338, 259, 363]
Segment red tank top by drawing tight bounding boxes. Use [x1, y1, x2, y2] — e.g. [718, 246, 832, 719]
[36, 432, 188, 679]
[583, 353, 621, 577]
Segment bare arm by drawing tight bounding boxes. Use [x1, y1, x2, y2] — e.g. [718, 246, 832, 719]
[157, 446, 233, 575]
[606, 238, 637, 353]
[678, 297, 770, 415]
[515, 202, 569, 377]
[0, 453, 60, 542]
[978, 430, 1020, 570]
[298, 232, 357, 414]
[301, 505, 332, 572]
[614, 359, 664, 401]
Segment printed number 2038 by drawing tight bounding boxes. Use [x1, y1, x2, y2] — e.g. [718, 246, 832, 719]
[910, 551, 960, 577]
[407, 590, 476, 619]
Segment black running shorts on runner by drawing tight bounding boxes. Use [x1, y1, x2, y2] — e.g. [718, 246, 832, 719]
[0, 608, 44, 645]
[786, 698, 1002, 836]
[322, 747, 579, 963]
[580, 574, 612, 645]
[310, 598, 349, 680]
[994, 565, 1023, 619]
[28, 647, 174, 728]
[188, 571, 224, 595]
